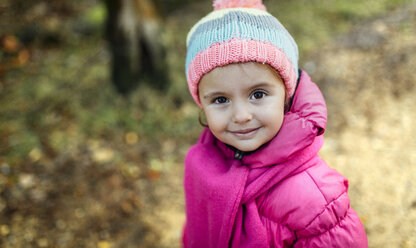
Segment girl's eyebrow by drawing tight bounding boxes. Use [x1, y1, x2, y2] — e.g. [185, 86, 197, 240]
[247, 82, 274, 91]
[202, 91, 225, 99]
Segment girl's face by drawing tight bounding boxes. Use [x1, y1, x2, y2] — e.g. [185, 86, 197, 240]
[199, 62, 286, 152]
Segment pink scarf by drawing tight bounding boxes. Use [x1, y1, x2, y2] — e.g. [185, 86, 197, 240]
[183, 71, 327, 247]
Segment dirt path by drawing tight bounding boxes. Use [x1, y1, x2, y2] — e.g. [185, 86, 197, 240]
[148, 3, 416, 247]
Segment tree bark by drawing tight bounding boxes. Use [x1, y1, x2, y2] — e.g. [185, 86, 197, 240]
[105, 0, 168, 94]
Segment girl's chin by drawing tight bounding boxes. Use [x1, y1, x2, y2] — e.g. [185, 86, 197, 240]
[232, 142, 262, 152]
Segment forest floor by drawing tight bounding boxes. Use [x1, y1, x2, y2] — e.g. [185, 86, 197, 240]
[0, 1, 415, 248]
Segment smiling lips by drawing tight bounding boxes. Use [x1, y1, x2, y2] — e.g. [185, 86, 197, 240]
[229, 127, 261, 139]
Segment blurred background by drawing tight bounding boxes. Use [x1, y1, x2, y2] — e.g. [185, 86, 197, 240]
[0, 0, 415, 247]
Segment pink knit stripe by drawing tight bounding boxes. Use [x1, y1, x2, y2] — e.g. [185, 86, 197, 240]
[213, 0, 267, 11]
[187, 38, 297, 106]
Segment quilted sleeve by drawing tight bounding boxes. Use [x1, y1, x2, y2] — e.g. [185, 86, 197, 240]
[293, 192, 368, 248]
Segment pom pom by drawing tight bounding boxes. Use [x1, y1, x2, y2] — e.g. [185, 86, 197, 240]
[213, 0, 266, 11]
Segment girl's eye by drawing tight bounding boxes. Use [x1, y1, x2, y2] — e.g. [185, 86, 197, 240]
[251, 90, 266, 100]
[213, 96, 228, 104]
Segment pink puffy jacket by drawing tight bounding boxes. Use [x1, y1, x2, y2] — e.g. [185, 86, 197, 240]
[183, 71, 368, 247]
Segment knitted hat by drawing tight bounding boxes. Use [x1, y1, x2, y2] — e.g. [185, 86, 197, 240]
[185, 0, 299, 106]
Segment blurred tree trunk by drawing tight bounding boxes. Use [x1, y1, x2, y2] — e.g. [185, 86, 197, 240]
[105, 0, 167, 94]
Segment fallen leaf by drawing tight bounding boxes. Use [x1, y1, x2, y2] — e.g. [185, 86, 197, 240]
[125, 132, 138, 145]
[2, 35, 20, 53]
[16, 49, 30, 66]
[0, 225, 10, 236]
[121, 201, 133, 214]
[92, 147, 115, 163]
[97, 240, 111, 248]
[148, 169, 160, 180]
[29, 148, 43, 162]
[18, 174, 35, 189]
[37, 238, 49, 247]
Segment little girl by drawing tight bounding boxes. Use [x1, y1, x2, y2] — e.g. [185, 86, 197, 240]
[183, 0, 368, 247]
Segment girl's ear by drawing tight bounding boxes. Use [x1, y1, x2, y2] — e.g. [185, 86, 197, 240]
[198, 109, 208, 127]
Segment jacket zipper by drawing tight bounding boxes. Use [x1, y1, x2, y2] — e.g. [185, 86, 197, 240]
[234, 150, 244, 160]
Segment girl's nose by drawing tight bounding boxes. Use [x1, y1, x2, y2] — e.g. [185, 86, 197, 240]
[232, 103, 252, 124]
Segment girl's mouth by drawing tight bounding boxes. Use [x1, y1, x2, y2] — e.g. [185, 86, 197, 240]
[229, 127, 261, 139]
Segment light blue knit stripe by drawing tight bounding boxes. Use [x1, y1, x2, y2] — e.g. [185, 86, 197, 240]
[186, 11, 298, 71]
[186, 8, 271, 45]
[187, 11, 290, 48]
